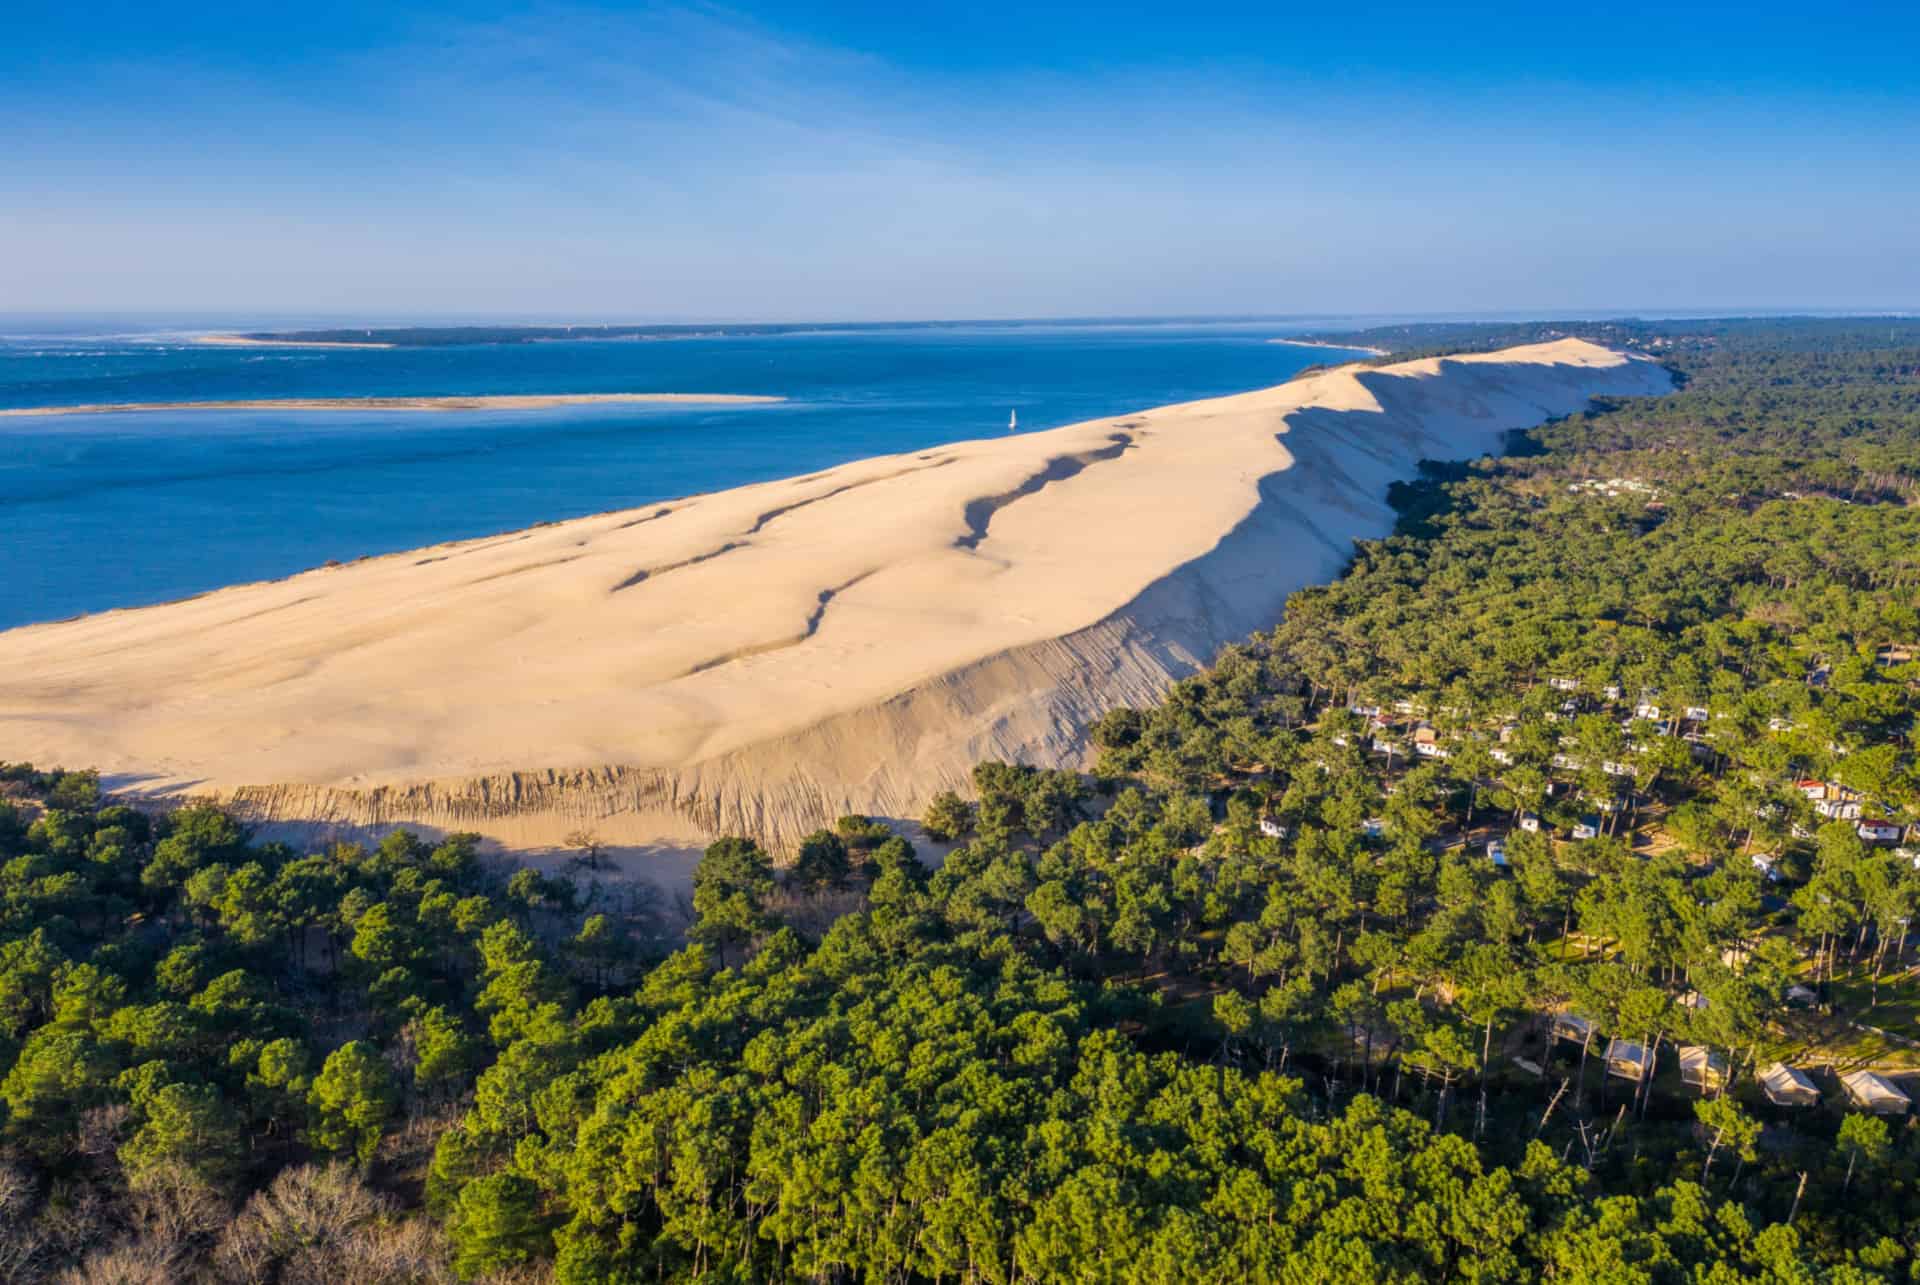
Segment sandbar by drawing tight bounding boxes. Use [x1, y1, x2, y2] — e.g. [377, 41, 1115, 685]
[195, 334, 396, 350]
[0, 393, 785, 416]
[1269, 337, 1390, 356]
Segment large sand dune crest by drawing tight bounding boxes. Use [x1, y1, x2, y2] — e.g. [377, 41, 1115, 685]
[0, 340, 1673, 856]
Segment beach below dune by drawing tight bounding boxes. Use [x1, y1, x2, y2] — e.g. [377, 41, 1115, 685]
[0, 338, 1673, 857]
[0, 392, 786, 416]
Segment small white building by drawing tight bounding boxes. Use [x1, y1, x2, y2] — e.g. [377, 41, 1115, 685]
[1820, 799, 1865, 821]
[1684, 706, 1710, 722]
[1841, 1071, 1912, 1115]
[1634, 702, 1662, 721]
[1571, 818, 1601, 841]
[1549, 676, 1578, 692]
[1752, 852, 1784, 883]
[1259, 817, 1288, 840]
[1859, 821, 1904, 845]
[1518, 812, 1541, 833]
[1490, 747, 1514, 766]
[1759, 1063, 1820, 1108]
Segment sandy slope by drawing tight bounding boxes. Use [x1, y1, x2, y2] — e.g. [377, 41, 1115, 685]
[0, 339, 1671, 856]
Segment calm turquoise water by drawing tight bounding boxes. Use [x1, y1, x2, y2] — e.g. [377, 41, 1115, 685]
[0, 319, 1362, 629]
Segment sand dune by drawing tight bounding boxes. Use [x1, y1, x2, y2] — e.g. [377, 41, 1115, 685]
[0, 393, 782, 416]
[0, 339, 1671, 857]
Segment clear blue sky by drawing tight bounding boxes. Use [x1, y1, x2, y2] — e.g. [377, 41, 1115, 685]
[5, 1, 1917, 318]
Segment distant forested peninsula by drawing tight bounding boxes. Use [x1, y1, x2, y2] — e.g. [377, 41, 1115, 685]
[1299, 314, 1920, 364]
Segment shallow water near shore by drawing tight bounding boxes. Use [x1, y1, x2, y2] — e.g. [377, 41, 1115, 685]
[0, 318, 1362, 628]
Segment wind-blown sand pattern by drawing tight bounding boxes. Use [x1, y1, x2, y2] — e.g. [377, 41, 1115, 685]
[0, 393, 782, 416]
[0, 340, 1670, 858]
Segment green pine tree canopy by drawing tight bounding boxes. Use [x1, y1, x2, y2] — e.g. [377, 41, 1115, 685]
[4, 317, 1920, 1280]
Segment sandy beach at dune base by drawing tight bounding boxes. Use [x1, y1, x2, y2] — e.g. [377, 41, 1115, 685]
[0, 393, 785, 416]
[0, 339, 1672, 868]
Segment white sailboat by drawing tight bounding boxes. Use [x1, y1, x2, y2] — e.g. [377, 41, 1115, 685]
[1008, 409, 1018, 431]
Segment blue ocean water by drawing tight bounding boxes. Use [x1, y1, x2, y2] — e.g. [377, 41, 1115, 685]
[0, 319, 1365, 629]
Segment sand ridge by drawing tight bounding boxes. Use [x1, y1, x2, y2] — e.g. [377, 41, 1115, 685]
[0, 339, 1673, 855]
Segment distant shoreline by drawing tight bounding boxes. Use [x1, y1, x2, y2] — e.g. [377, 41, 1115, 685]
[1266, 338, 1389, 356]
[0, 393, 786, 417]
[196, 334, 396, 350]
[205, 315, 1340, 349]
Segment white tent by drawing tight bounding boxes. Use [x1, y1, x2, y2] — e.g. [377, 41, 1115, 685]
[1605, 1037, 1653, 1083]
[1551, 1013, 1596, 1045]
[1841, 1070, 1913, 1115]
[1678, 1045, 1726, 1091]
[1759, 1063, 1820, 1107]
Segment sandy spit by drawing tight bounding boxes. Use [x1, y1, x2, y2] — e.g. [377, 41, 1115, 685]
[194, 335, 396, 349]
[0, 340, 1672, 863]
[0, 393, 785, 416]
[1268, 338, 1390, 356]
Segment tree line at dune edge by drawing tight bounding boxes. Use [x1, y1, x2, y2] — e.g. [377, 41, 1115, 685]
[4, 318, 1920, 1282]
